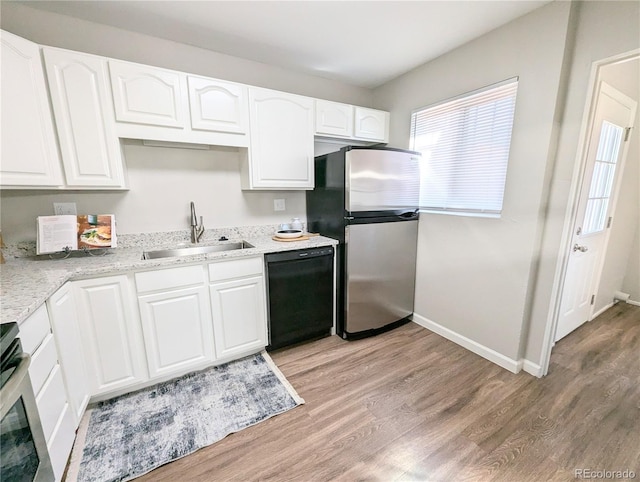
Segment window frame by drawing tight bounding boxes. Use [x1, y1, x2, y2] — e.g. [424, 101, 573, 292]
[410, 77, 519, 218]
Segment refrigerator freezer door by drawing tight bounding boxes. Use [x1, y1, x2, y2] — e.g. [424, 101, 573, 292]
[346, 149, 421, 212]
[345, 219, 418, 334]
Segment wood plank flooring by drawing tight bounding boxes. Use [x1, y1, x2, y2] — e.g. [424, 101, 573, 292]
[138, 303, 640, 481]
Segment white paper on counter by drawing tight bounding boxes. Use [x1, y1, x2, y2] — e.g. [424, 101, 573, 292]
[37, 215, 78, 254]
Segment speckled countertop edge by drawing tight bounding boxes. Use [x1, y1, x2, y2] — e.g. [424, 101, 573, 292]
[0, 231, 338, 326]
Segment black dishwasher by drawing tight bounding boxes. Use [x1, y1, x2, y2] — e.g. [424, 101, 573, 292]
[265, 247, 334, 350]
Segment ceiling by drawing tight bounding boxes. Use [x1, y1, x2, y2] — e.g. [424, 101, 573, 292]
[20, 0, 551, 88]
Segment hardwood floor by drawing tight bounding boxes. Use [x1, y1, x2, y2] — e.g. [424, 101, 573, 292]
[138, 303, 640, 481]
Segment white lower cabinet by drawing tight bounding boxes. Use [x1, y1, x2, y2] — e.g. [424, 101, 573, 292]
[73, 275, 148, 396]
[138, 285, 215, 378]
[210, 275, 267, 360]
[36, 256, 267, 409]
[18, 303, 76, 482]
[135, 264, 215, 379]
[209, 257, 267, 360]
[47, 282, 90, 426]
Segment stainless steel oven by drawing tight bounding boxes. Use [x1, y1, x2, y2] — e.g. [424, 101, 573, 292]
[1, 323, 54, 482]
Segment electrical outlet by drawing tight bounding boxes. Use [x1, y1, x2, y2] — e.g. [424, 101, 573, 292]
[53, 202, 77, 215]
[274, 199, 286, 211]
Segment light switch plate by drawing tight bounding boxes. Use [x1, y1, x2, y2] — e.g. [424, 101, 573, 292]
[274, 199, 286, 211]
[54, 202, 77, 215]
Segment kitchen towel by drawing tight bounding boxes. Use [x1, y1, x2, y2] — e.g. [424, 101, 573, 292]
[66, 352, 304, 482]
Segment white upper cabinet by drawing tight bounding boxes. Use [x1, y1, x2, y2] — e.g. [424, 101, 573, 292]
[109, 60, 249, 147]
[0, 30, 63, 187]
[44, 48, 126, 188]
[315, 100, 389, 143]
[109, 60, 186, 128]
[188, 75, 248, 134]
[315, 100, 354, 138]
[354, 106, 389, 142]
[244, 87, 314, 190]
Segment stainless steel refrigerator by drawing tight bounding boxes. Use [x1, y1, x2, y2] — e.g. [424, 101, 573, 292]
[306, 146, 421, 339]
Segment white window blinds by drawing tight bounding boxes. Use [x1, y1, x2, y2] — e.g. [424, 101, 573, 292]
[410, 78, 518, 216]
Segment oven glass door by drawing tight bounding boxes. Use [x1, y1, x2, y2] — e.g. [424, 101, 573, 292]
[1, 339, 54, 482]
[1, 396, 40, 481]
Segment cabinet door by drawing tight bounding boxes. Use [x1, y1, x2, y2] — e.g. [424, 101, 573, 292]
[110, 60, 186, 128]
[188, 75, 248, 134]
[74, 276, 148, 395]
[44, 48, 126, 187]
[138, 286, 215, 378]
[315, 100, 353, 138]
[0, 31, 63, 187]
[47, 283, 90, 428]
[247, 88, 314, 189]
[354, 106, 389, 142]
[210, 276, 267, 360]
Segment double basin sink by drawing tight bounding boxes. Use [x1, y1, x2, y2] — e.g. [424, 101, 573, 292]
[142, 241, 254, 260]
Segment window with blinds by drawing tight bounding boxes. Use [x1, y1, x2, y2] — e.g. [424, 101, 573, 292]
[410, 78, 518, 216]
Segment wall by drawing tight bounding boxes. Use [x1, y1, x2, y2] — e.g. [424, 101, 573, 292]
[1, 142, 308, 241]
[524, 1, 640, 369]
[0, 3, 372, 242]
[0, 3, 371, 105]
[595, 60, 640, 310]
[372, 1, 573, 365]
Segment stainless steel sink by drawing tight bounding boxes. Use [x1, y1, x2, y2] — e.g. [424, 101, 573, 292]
[142, 241, 254, 260]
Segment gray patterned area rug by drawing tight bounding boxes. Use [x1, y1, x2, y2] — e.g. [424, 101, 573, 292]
[66, 352, 304, 482]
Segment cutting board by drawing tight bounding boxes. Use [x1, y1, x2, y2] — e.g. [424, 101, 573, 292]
[271, 232, 319, 242]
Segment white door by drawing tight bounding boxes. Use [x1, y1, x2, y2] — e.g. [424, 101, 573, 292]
[353, 106, 389, 142]
[210, 276, 267, 360]
[247, 87, 314, 189]
[47, 283, 90, 427]
[555, 82, 637, 341]
[74, 276, 148, 395]
[0, 31, 63, 186]
[138, 285, 215, 378]
[44, 48, 126, 187]
[188, 75, 248, 134]
[315, 100, 354, 138]
[109, 60, 186, 128]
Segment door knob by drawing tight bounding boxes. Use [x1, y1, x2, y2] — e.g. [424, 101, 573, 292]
[573, 244, 588, 252]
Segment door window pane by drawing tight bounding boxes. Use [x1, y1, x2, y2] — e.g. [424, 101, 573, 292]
[582, 120, 623, 235]
[595, 121, 623, 163]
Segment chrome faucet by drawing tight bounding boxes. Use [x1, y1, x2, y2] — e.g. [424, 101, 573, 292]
[190, 201, 205, 243]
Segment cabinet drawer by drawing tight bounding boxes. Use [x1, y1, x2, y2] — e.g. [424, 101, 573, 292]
[19, 304, 51, 355]
[29, 333, 57, 396]
[47, 402, 76, 482]
[135, 265, 205, 293]
[208, 256, 263, 282]
[36, 364, 67, 443]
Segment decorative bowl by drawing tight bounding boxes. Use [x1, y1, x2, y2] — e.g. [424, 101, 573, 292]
[275, 229, 303, 239]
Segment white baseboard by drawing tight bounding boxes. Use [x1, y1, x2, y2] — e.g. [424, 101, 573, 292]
[627, 299, 640, 307]
[412, 313, 522, 374]
[592, 302, 614, 319]
[522, 359, 543, 377]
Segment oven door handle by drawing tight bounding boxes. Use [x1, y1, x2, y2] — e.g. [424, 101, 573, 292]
[0, 353, 31, 419]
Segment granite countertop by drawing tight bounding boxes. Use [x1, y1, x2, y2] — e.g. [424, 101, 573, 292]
[0, 227, 337, 327]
